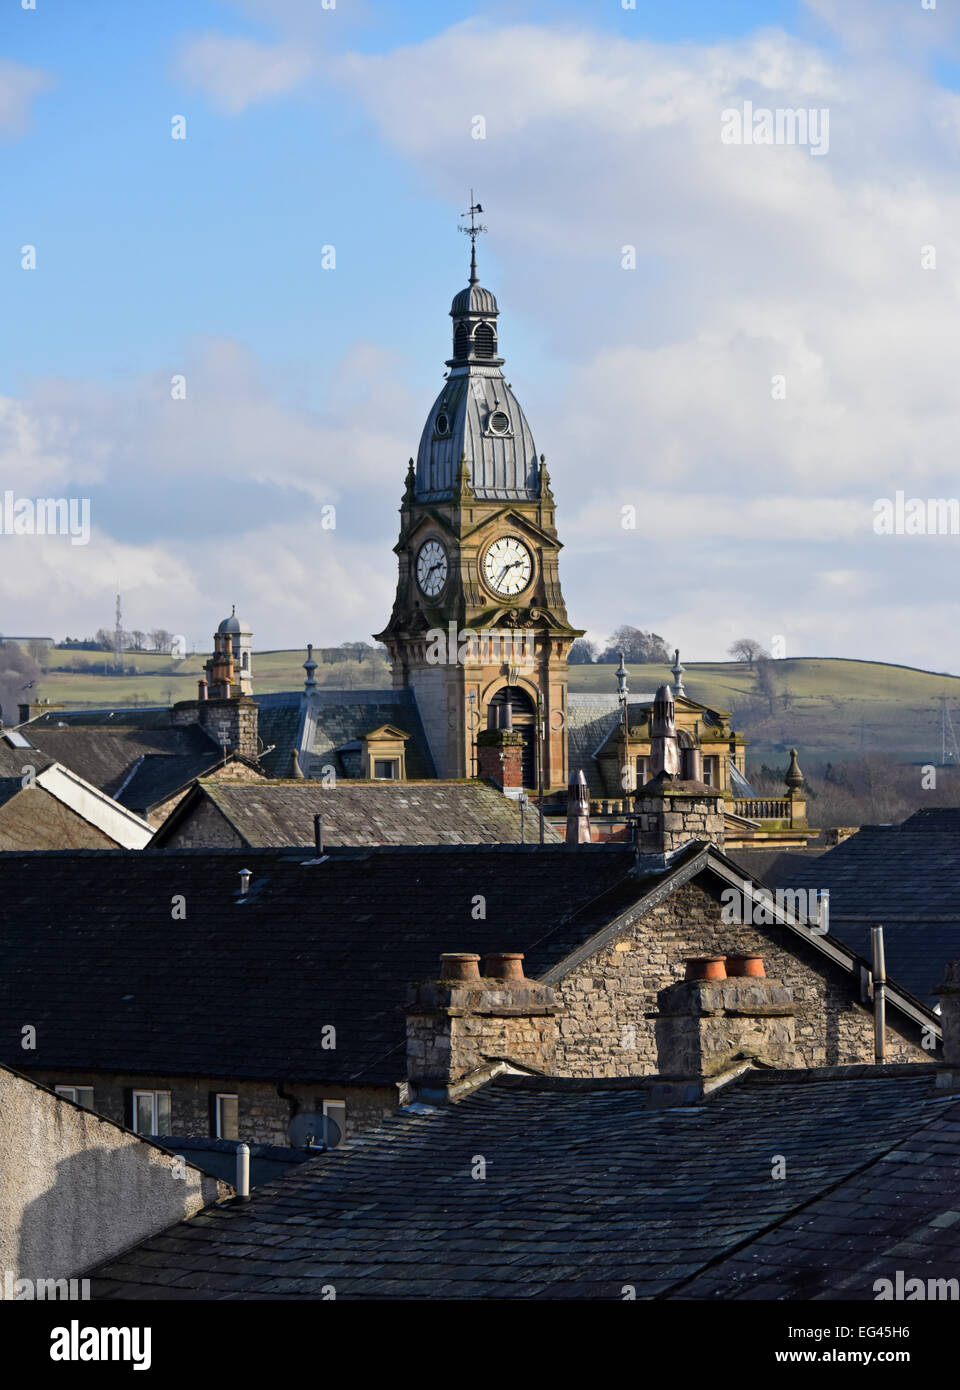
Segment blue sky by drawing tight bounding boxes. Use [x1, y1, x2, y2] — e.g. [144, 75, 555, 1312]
[2, 0, 960, 669]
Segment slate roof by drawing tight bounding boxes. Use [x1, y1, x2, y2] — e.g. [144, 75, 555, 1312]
[566, 694, 620, 797]
[0, 742, 54, 779]
[116, 751, 256, 816]
[154, 779, 562, 847]
[14, 723, 219, 798]
[255, 689, 435, 781]
[89, 1067, 950, 1300]
[0, 844, 644, 1085]
[764, 808, 960, 1007]
[680, 1073, 960, 1300]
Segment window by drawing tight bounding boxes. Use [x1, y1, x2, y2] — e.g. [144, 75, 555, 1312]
[322, 1100, 346, 1148]
[55, 1085, 94, 1110]
[635, 756, 648, 785]
[373, 758, 398, 780]
[132, 1090, 172, 1136]
[454, 322, 469, 358]
[703, 757, 718, 787]
[214, 1093, 239, 1140]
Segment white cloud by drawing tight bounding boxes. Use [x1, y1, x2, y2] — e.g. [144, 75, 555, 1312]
[0, 59, 53, 138]
[174, 34, 314, 114]
[0, 338, 417, 648]
[328, 9, 960, 666]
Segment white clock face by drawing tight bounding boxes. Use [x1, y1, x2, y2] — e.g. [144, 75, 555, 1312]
[416, 539, 448, 598]
[482, 536, 533, 597]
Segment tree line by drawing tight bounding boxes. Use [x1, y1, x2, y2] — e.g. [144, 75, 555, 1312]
[569, 626, 672, 665]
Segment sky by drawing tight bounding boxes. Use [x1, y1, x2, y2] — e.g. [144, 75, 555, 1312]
[2, 0, 960, 668]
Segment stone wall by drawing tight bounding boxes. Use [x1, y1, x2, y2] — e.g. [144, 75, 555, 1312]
[22, 1069, 397, 1146]
[1, 1066, 227, 1283]
[551, 877, 927, 1076]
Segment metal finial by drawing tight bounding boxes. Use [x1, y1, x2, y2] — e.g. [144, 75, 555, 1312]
[303, 642, 318, 693]
[616, 651, 629, 701]
[458, 190, 487, 285]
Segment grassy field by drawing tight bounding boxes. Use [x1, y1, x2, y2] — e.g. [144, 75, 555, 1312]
[569, 658, 960, 768]
[27, 648, 392, 708]
[23, 650, 960, 768]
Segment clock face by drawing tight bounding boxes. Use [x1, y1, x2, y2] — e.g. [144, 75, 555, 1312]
[482, 536, 533, 597]
[416, 539, 448, 598]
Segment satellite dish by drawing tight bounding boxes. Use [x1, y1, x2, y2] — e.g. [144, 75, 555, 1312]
[287, 1111, 341, 1150]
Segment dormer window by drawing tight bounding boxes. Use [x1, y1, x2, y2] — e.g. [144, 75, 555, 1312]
[488, 410, 510, 434]
[435, 412, 450, 435]
[474, 322, 495, 359]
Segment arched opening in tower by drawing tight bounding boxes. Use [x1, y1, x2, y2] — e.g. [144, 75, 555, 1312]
[487, 685, 537, 788]
[473, 322, 495, 358]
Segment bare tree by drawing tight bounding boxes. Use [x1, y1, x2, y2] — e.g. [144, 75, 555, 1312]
[728, 638, 770, 668]
[754, 657, 781, 714]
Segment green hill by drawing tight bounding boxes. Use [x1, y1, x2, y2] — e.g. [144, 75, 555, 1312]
[568, 658, 960, 769]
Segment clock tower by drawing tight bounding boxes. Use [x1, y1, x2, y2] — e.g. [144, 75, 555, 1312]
[375, 207, 581, 789]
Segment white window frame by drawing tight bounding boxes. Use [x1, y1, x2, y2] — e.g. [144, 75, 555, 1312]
[322, 1099, 346, 1148]
[132, 1089, 171, 1136]
[372, 758, 399, 780]
[55, 1084, 94, 1109]
[214, 1092, 239, 1140]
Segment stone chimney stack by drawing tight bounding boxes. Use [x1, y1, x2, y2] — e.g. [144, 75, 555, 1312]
[654, 955, 795, 1082]
[635, 772, 725, 855]
[476, 725, 524, 796]
[405, 952, 561, 1098]
[565, 768, 592, 844]
[172, 695, 259, 761]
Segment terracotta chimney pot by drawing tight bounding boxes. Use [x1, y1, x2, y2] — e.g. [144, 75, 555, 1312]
[725, 953, 765, 978]
[483, 952, 525, 982]
[684, 955, 727, 982]
[439, 952, 481, 982]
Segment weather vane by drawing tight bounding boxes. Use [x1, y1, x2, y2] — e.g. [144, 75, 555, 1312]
[457, 190, 487, 285]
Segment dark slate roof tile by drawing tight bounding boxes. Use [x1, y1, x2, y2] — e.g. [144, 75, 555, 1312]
[90, 1070, 948, 1301]
[764, 813, 960, 1006]
[173, 779, 561, 847]
[0, 843, 639, 1084]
